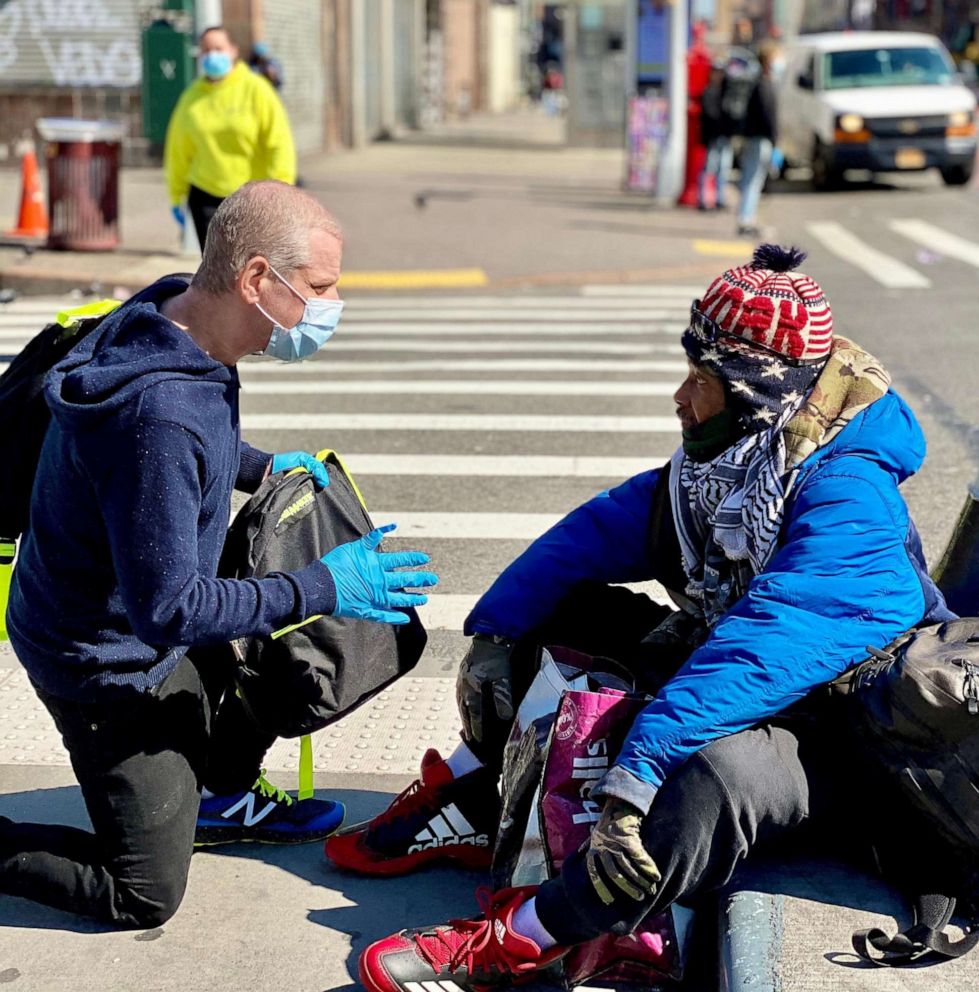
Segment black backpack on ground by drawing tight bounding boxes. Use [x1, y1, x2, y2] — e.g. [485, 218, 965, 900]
[218, 449, 427, 740]
[833, 618, 979, 965]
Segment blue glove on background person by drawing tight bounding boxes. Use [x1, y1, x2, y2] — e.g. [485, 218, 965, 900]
[171, 205, 186, 229]
[271, 451, 330, 489]
[321, 523, 438, 625]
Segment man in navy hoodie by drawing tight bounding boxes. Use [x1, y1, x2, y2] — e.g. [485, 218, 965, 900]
[0, 180, 437, 928]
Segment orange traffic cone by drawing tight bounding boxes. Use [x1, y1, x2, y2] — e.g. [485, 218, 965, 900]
[6, 149, 48, 239]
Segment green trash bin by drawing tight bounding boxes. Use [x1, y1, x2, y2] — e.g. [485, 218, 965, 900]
[142, 16, 196, 147]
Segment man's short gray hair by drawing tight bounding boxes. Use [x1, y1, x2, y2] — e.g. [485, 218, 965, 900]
[193, 181, 343, 295]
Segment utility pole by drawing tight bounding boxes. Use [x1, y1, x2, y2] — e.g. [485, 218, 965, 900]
[194, 0, 222, 32]
[656, 0, 688, 201]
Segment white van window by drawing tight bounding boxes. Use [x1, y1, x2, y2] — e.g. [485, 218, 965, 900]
[823, 46, 954, 89]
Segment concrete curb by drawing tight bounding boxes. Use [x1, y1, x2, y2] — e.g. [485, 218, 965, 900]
[719, 889, 784, 992]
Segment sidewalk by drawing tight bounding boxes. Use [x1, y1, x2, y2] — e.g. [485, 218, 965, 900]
[0, 110, 751, 296]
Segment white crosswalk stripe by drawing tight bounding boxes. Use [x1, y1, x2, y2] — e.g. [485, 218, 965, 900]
[889, 218, 979, 270]
[581, 284, 703, 297]
[332, 322, 683, 336]
[303, 339, 673, 353]
[806, 220, 932, 288]
[239, 357, 688, 373]
[241, 412, 680, 432]
[327, 454, 666, 477]
[241, 379, 679, 397]
[342, 308, 687, 321]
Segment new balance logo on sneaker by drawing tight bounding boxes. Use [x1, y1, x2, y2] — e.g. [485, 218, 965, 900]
[195, 772, 345, 846]
[408, 803, 490, 854]
[219, 791, 278, 827]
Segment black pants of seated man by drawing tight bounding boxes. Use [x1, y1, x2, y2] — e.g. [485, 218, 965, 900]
[466, 583, 875, 947]
[0, 651, 274, 929]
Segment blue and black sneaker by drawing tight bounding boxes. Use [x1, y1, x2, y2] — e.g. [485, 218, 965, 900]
[195, 772, 345, 846]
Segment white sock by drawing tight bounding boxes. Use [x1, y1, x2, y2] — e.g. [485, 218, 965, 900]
[444, 740, 484, 779]
[511, 897, 558, 950]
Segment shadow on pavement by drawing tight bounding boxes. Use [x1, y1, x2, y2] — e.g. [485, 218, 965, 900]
[729, 852, 912, 919]
[766, 174, 920, 196]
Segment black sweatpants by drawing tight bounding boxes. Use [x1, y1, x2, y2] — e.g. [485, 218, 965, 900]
[187, 185, 224, 249]
[465, 583, 857, 946]
[535, 719, 849, 944]
[0, 652, 274, 928]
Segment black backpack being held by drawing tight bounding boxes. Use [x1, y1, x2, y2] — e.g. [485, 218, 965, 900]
[218, 449, 427, 740]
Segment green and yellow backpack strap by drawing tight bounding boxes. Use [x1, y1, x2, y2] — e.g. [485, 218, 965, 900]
[271, 448, 368, 642]
[273, 448, 368, 801]
[55, 299, 122, 328]
[0, 537, 14, 642]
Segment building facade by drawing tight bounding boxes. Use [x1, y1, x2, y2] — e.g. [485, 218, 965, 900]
[0, 0, 525, 161]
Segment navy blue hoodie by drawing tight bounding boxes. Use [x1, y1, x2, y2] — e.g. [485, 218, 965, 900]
[7, 277, 336, 701]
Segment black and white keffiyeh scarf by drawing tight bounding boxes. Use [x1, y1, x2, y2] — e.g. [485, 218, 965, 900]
[670, 396, 805, 626]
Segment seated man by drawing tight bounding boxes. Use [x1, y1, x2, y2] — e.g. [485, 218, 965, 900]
[326, 244, 952, 991]
[0, 180, 437, 929]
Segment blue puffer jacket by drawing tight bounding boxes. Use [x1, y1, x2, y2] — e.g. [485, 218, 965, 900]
[465, 389, 953, 812]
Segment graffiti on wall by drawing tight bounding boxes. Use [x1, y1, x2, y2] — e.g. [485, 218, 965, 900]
[0, 0, 142, 87]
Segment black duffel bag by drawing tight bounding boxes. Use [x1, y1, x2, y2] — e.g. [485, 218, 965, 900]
[220, 449, 427, 740]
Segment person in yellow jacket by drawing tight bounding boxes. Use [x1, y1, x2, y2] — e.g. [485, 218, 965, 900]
[164, 26, 296, 247]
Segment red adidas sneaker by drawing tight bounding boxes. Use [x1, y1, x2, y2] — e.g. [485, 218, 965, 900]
[359, 886, 567, 992]
[324, 749, 500, 876]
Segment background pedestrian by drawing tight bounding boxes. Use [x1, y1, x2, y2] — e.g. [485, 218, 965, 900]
[164, 26, 296, 248]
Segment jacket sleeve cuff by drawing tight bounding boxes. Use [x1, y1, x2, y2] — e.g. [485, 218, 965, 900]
[593, 765, 659, 816]
[291, 560, 337, 619]
[237, 442, 272, 494]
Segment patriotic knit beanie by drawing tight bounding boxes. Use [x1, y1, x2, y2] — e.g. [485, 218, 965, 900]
[682, 244, 833, 430]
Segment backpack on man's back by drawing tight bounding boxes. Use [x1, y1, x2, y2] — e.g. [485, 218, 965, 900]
[0, 299, 122, 547]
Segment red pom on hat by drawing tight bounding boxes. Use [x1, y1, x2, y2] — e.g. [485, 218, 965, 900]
[699, 244, 832, 362]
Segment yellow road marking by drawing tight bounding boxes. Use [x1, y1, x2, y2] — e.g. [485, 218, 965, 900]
[339, 268, 488, 289]
[693, 239, 755, 257]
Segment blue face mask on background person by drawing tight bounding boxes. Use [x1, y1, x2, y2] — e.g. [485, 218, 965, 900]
[201, 51, 232, 79]
[258, 265, 344, 362]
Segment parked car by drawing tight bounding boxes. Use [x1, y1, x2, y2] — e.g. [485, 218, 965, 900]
[778, 31, 977, 188]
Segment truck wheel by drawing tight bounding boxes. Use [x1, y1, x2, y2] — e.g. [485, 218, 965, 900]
[941, 163, 974, 186]
[811, 140, 842, 191]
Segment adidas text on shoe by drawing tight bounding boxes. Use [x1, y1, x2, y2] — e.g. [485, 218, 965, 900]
[325, 748, 499, 876]
[195, 772, 344, 846]
[359, 886, 566, 992]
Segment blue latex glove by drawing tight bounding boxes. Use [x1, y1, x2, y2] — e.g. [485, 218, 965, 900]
[171, 204, 186, 228]
[271, 451, 330, 489]
[321, 523, 438, 625]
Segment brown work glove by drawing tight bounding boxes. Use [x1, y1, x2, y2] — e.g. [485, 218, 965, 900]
[456, 634, 515, 745]
[585, 798, 661, 906]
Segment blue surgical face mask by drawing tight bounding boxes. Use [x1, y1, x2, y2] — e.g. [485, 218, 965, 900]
[201, 51, 233, 80]
[258, 266, 344, 362]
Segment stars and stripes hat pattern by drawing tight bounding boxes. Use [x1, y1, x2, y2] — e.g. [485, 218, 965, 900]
[683, 244, 832, 431]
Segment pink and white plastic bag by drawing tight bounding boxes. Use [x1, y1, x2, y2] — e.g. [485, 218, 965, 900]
[493, 646, 687, 988]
